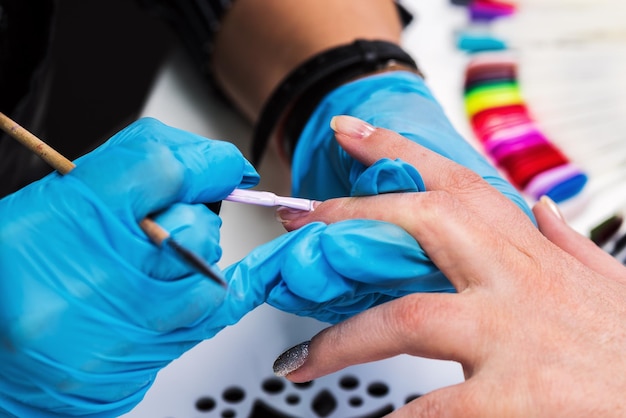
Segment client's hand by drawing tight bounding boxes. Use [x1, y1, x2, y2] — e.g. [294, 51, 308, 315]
[224, 157, 451, 325]
[291, 71, 533, 220]
[273, 117, 626, 417]
[0, 118, 259, 417]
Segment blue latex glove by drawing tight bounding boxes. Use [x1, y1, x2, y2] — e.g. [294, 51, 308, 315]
[291, 71, 533, 221]
[0, 118, 259, 417]
[223, 158, 452, 325]
[224, 219, 451, 325]
[225, 74, 535, 325]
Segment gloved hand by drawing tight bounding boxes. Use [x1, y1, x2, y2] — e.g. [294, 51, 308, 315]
[0, 118, 259, 417]
[291, 71, 533, 220]
[225, 219, 452, 325]
[224, 158, 452, 325]
[250, 72, 532, 324]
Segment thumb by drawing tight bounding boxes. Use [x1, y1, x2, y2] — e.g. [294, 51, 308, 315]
[533, 196, 626, 283]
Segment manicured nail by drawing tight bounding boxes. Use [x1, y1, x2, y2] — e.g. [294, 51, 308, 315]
[539, 195, 564, 222]
[330, 115, 376, 140]
[273, 341, 310, 377]
[275, 207, 312, 223]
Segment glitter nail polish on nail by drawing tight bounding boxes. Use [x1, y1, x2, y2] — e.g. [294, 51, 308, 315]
[273, 341, 310, 377]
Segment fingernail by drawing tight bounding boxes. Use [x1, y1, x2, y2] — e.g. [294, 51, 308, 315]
[273, 341, 310, 377]
[330, 115, 376, 140]
[539, 195, 564, 221]
[275, 207, 311, 223]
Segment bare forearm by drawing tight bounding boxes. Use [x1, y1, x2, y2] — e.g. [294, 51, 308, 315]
[212, 0, 403, 122]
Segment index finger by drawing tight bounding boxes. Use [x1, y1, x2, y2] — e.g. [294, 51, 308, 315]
[276, 292, 476, 381]
[330, 115, 532, 226]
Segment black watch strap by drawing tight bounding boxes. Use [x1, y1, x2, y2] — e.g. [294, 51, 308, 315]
[251, 39, 421, 165]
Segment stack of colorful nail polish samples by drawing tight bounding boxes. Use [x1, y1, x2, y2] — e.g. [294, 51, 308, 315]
[453, 0, 626, 254]
[462, 52, 588, 203]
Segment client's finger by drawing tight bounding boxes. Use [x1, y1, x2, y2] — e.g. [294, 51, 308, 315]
[274, 292, 477, 382]
[286, 192, 537, 291]
[331, 115, 483, 194]
[533, 197, 626, 284]
[330, 115, 533, 227]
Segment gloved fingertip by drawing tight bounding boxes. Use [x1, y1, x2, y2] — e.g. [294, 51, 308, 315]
[241, 159, 261, 188]
[350, 158, 425, 196]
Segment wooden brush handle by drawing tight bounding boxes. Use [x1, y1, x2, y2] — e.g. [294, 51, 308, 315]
[0, 112, 168, 243]
[0, 112, 226, 286]
[0, 112, 76, 174]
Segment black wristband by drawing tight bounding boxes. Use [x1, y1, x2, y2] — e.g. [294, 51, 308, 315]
[251, 39, 421, 166]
